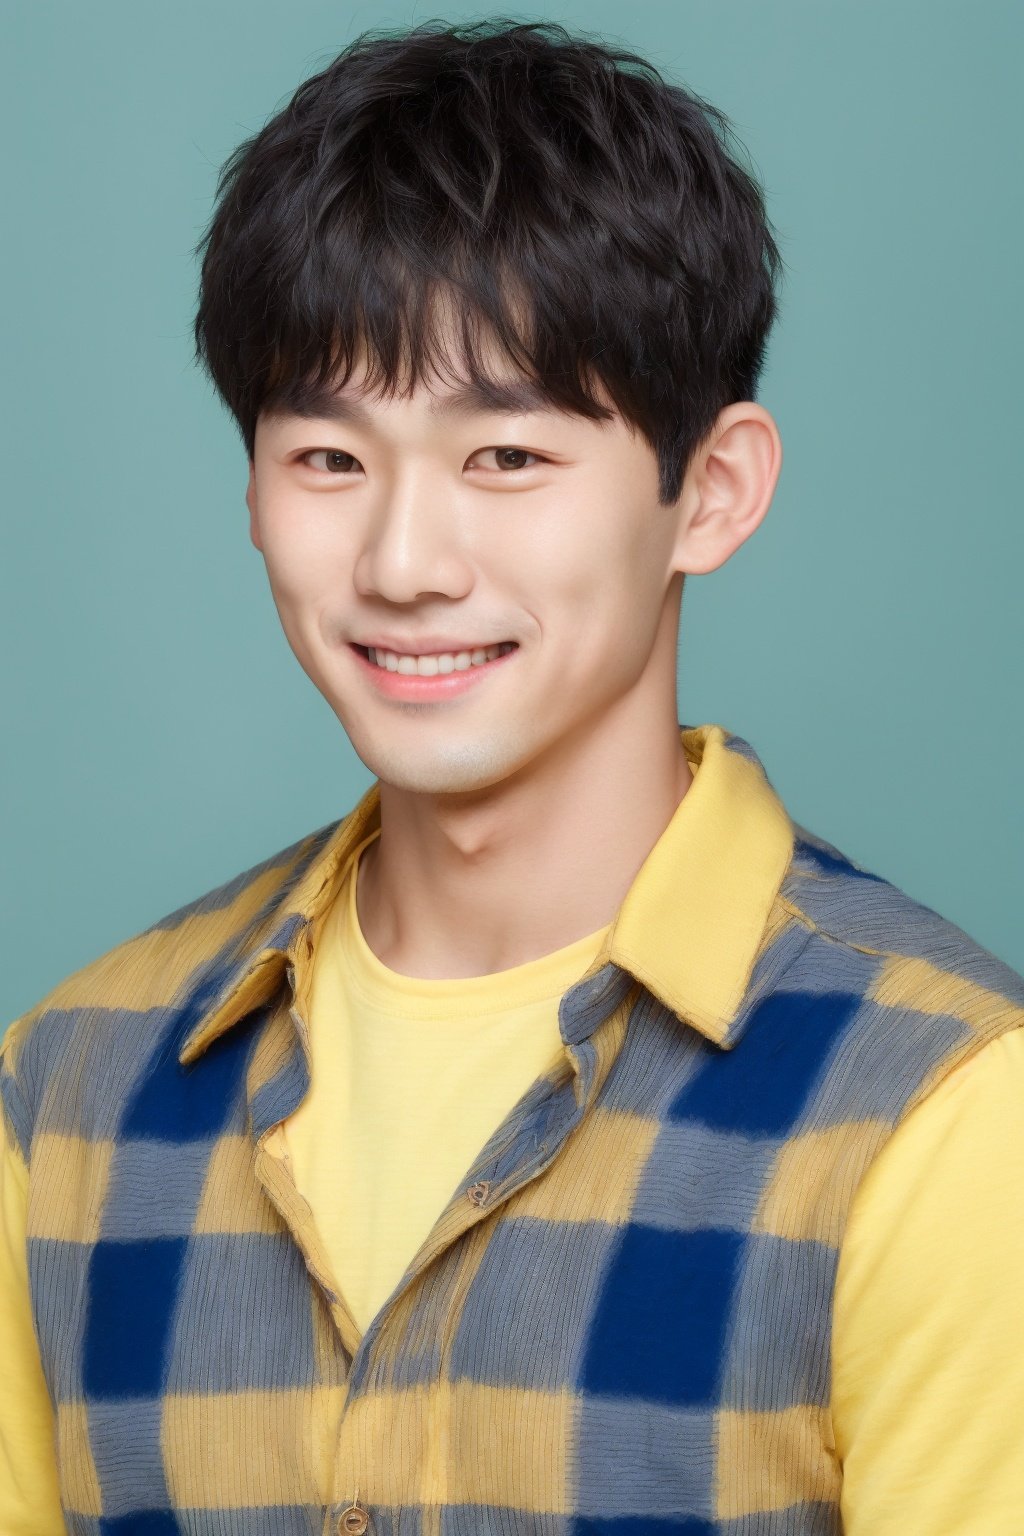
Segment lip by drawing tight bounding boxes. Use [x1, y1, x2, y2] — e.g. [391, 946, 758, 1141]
[349, 641, 518, 700]
[356, 636, 516, 657]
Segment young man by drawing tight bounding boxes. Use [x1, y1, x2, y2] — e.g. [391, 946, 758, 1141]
[2, 18, 1022, 1535]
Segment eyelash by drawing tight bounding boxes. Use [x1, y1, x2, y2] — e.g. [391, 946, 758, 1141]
[296, 447, 547, 476]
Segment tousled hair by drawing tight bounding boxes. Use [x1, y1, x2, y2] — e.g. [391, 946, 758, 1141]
[192, 16, 785, 504]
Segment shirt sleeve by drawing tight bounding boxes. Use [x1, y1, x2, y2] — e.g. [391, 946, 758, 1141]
[0, 1041, 66, 1534]
[832, 1023, 1024, 1534]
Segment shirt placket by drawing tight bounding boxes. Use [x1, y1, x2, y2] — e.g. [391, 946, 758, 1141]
[252, 931, 639, 1536]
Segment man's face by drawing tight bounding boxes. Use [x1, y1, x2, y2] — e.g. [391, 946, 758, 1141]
[246, 347, 693, 799]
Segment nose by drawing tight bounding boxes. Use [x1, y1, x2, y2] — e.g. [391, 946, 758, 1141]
[353, 476, 475, 605]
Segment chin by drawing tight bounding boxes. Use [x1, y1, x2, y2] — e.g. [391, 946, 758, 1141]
[351, 731, 531, 798]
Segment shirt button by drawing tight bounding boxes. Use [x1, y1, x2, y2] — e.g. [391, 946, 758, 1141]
[338, 1506, 368, 1534]
[467, 1180, 490, 1205]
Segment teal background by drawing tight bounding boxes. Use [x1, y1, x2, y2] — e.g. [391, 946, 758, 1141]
[3, 0, 1021, 1028]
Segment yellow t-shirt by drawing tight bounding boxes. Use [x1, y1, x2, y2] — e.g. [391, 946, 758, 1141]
[3, 830, 1024, 1532]
[274, 829, 600, 1337]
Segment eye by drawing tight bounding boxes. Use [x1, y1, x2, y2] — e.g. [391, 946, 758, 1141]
[295, 445, 548, 476]
[298, 449, 362, 474]
[473, 447, 545, 472]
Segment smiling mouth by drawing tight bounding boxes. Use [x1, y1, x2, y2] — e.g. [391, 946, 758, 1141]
[351, 642, 518, 676]
[350, 642, 515, 654]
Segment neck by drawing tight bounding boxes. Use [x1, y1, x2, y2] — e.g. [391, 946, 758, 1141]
[355, 706, 694, 980]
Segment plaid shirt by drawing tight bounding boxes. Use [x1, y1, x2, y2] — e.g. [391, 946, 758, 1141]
[3, 720, 1022, 1536]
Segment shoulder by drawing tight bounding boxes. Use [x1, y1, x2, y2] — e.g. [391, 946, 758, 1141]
[779, 817, 1024, 1040]
[0, 815, 343, 1144]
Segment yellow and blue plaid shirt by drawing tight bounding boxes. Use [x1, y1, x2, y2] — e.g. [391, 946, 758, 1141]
[2, 720, 1023, 1535]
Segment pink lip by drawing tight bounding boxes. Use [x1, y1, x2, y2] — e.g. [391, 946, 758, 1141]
[348, 642, 518, 700]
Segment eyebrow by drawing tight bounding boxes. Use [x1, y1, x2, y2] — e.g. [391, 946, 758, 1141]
[282, 375, 556, 427]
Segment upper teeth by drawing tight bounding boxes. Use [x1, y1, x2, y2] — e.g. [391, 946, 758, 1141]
[367, 642, 515, 675]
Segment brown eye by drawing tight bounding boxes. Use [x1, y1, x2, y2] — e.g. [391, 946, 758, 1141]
[302, 449, 360, 473]
[481, 447, 542, 471]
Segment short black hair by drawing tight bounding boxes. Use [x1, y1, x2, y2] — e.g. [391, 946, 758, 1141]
[192, 16, 785, 505]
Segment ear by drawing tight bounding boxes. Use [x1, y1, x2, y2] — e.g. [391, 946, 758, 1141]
[667, 403, 782, 577]
[246, 460, 262, 552]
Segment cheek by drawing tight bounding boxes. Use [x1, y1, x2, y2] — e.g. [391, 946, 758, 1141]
[260, 516, 344, 602]
[531, 511, 665, 625]
[564, 552, 671, 683]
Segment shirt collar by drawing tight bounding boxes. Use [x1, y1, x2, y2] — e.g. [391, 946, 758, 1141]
[178, 722, 794, 1066]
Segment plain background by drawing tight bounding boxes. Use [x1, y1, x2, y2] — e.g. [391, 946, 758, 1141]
[2, 0, 1021, 1031]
